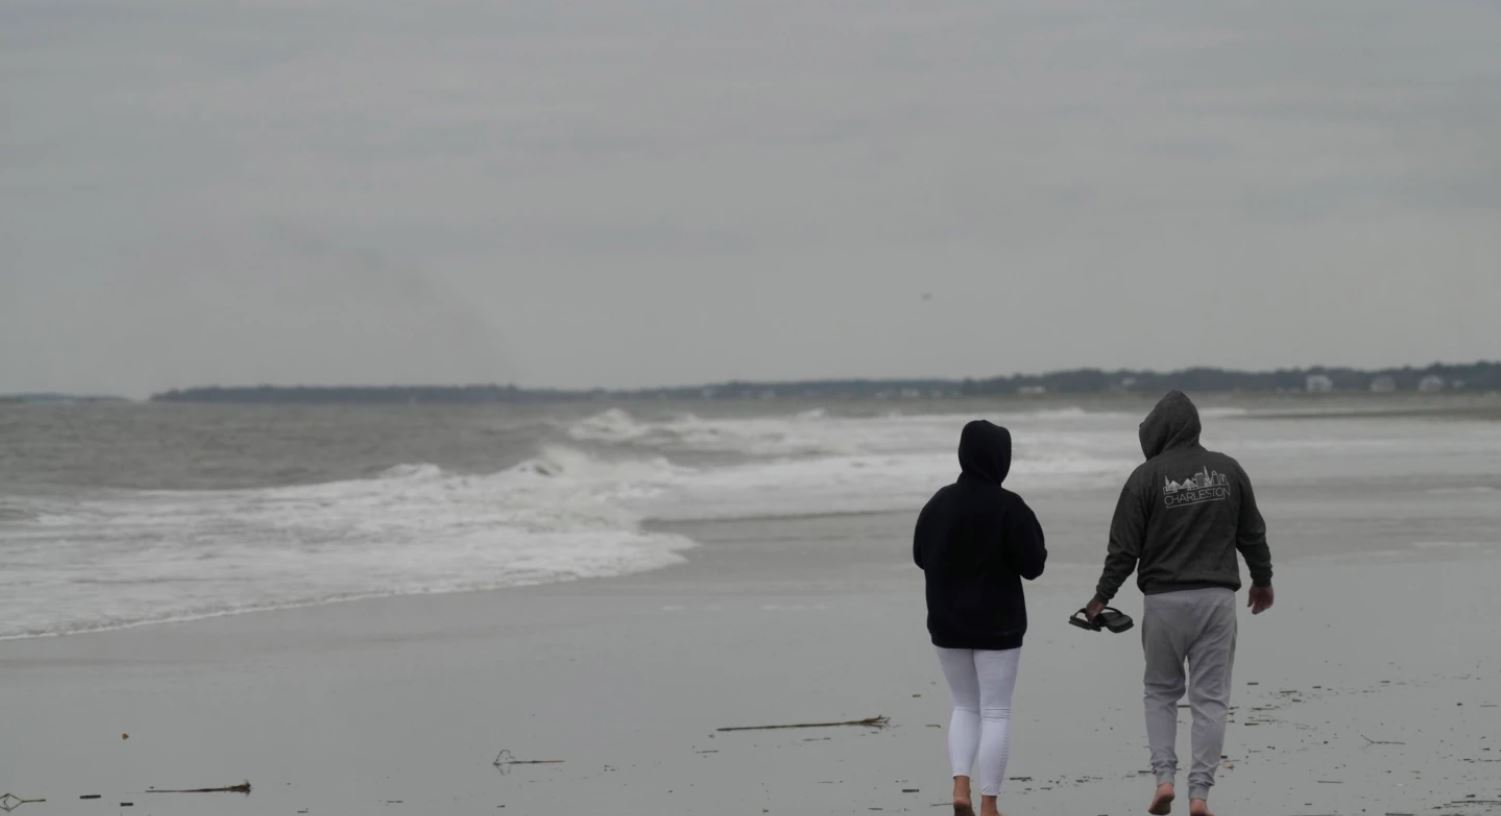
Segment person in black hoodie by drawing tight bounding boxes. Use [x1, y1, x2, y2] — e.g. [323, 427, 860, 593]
[914, 420, 1046, 816]
[1083, 391, 1274, 816]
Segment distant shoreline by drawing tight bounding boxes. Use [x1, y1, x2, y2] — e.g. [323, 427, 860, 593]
[7, 361, 1497, 405]
[140, 361, 1500, 403]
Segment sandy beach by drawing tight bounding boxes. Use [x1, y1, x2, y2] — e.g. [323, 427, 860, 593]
[3, 503, 1498, 816]
[8, 0, 1501, 810]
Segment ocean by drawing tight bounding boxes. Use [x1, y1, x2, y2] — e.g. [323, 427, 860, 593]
[2, 394, 1498, 639]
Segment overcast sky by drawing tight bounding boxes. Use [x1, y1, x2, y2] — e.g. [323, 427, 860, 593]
[3, 1, 1499, 396]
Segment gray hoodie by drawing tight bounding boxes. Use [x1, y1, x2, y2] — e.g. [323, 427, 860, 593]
[1095, 391, 1272, 601]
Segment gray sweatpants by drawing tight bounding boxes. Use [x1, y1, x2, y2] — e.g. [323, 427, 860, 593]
[1142, 587, 1237, 803]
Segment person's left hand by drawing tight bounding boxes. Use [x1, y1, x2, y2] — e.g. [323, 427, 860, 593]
[1248, 584, 1274, 615]
[1084, 595, 1107, 622]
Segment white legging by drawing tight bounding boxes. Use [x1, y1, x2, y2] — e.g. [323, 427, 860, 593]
[935, 646, 1021, 797]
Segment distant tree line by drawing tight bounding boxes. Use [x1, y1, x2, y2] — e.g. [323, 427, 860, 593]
[147, 361, 1501, 404]
[964, 361, 1501, 396]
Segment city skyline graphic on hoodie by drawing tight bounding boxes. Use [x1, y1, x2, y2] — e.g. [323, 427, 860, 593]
[1162, 465, 1231, 508]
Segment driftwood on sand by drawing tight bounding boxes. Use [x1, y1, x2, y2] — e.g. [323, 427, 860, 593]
[0, 793, 47, 812]
[1360, 734, 1406, 746]
[493, 749, 565, 767]
[146, 781, 251, 794]
[716, 715, 890, 732]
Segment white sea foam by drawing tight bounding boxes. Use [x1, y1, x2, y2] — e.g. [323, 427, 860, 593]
[1, 407, 1142, 639]
[564, 408, 657, 445]
[1025, 406, 1090, 418]
[11, 401, 1499, 639]
[564, 406, 1139, 460]
[1, 451, 698, 639]
[559, 408, 1139, 519]
[1411, 540, 1489, 550]
[1198, 407, 1251, 418]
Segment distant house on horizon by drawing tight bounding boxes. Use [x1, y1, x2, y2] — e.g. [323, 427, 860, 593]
[1305, 374, 1334, 393]
[1418, 375, 1446, 392]
[1369, 375, 1397, 393]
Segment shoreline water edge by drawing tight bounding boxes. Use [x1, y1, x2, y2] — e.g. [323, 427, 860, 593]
[2, 397, 1498, 814]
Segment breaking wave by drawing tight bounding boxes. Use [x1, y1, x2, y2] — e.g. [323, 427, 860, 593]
[2, 407, 1140, 639]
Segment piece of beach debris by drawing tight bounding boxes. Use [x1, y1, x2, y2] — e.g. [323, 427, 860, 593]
[1361, 734, 1406, 745]
[80, 794, 101, 800]
[492, 749, 565, 768]
[716, 715, 889, 732]
[0, 794, 47, 813]
[146, 780, 251, 794]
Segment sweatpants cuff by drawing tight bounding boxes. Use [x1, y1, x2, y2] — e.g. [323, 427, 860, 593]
[1155, 769, 1175, 786]
[1189, 786, 1210, 802]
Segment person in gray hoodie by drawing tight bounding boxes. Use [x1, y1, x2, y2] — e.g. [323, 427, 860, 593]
[1084, 391, 1274, 816]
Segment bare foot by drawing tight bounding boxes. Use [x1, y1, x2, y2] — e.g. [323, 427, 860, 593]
[1188, 799, 1213, 816]
[1148, 783, 1175, 815]
[978, 793, 1001, 816]
[953, 775, 973, 816]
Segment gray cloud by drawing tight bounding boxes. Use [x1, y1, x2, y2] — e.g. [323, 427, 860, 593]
[3, 0, 1499, 395]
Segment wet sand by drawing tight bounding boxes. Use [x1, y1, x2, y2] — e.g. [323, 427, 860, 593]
[2, 511, 1498, 815]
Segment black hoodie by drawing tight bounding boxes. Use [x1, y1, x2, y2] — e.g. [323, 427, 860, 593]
[1094, 391, 1273, 601]
[914, 420, 1047, 650]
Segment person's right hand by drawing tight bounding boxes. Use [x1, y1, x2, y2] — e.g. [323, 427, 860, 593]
[1248, 585, 1274, 615]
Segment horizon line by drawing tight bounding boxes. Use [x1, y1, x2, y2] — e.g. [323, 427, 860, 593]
[10, 359, 1495, 401]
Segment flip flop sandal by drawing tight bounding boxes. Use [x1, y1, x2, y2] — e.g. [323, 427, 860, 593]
[1069, 606, 1134, 633]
